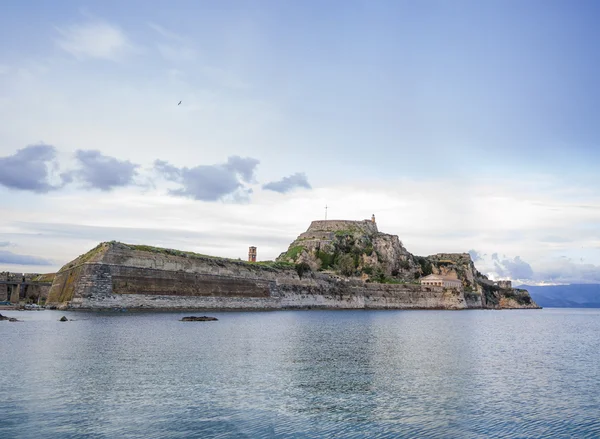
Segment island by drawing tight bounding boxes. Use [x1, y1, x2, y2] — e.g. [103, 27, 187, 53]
[43, 218, 539, 311]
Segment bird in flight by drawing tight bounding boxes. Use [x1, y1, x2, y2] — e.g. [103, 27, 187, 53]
[178, 101, 182, 105]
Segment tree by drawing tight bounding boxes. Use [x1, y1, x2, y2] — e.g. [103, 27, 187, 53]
[336, 254, 355, 277]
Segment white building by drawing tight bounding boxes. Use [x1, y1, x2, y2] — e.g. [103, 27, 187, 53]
[420, 274, 462, 289]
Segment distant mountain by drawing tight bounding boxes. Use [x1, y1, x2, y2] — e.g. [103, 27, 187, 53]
[519, 284, 600, 308]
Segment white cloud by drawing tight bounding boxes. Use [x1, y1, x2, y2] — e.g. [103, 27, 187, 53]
[55, 21, 133, 60]
[2, 173, 600, 279]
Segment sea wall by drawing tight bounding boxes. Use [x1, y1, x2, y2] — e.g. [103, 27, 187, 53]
[47, 243, 471, 310]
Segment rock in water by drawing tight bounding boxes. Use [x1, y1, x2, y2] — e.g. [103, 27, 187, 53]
[1, 314, 22, 322]
[59, 316, 68, 322]
[180, 316, 218, 322]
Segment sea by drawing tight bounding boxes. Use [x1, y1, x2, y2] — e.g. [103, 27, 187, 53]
[1, 308, 599, 438]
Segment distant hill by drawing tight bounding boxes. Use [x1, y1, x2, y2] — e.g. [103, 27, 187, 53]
[519, 284, 600, 308]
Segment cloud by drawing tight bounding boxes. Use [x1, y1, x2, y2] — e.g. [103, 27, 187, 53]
[468, 249, 483, 262]
[56, 21, 132, 60]
[224, 156, 260, 183]
[0, 241, 11, 247]
[154, 156, 260, 202]
[263, 172, 311, 193]
[490, 255, 534, 279]
[0, 250, 53, 266]
[536, 259, 600, 284]
[72, 150, 139, 191]
[0, 144, 66, 193]
[473, 251, 600, 284]
[497, 256, 534, 279]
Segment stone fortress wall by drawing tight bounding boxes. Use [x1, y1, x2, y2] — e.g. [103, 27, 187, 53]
[45, 219, 539, 311]
[300, 220, 378, 237]
[0, 272, 52, 303]
[46, 242, 474, 310]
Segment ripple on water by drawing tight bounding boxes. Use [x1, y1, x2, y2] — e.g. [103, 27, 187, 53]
[1, 309, 599, 438]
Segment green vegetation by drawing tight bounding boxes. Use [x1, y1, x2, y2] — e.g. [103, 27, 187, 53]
[255, 260, 295, 269]
[372, 267, 386, 283]
[336, 254, 355, 277]
[361, 265, 374, 275]
[416, 257, 433, 276]
[317, 250, 335, 270]
[31, 273, 56, 283]
[283, 245, 305, 261]
[128, 244, 217, 260]
[501, 289, 532, 305]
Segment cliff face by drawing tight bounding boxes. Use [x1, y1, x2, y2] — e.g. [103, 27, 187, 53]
[421, 253, 539, 309]
[47, 242, 471, 310]
[277, 220, 420, 281]
[46, 220, 538, 311]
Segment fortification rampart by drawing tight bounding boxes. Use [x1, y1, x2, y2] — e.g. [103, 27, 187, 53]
[297, 220, 378, 242]
[1, 271, 53, 303]
[46, 242, 478, 310]
[46, 232, 539, 311]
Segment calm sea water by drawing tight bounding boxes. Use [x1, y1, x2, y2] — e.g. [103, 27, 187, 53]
[1, 308, 599, 438]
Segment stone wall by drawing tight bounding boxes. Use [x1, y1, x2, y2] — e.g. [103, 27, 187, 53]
[301, 220, 378, 237]
[47, 241, 539, 311]
[0, 271, 52, 303]
[47, 242, 473, 310]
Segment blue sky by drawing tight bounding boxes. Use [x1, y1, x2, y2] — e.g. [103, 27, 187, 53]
[1, 0, 599, 284]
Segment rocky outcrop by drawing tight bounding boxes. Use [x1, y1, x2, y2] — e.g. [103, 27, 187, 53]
[277, 220, 420, 280]
[419, 253, 539, 309]
[0, 313, 21, 322]
[45, 220, 538, 311]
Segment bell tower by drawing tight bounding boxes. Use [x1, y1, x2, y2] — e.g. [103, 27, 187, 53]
[248, 246, 257, 262]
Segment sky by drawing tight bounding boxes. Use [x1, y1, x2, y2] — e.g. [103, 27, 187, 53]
[1, 0, 600, 285]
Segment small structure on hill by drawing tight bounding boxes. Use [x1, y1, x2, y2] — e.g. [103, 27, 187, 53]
[494, 280, 512, 289]
[248, 246, 257, 262]
[420, 274, 462, 289]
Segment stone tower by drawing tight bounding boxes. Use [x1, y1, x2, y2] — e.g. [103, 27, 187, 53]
[248, 246, 257, 262]
[371, 214, 376, 223]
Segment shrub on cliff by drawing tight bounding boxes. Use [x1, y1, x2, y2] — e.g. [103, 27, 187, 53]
[317, 250, 334, 270]
[416, 257, 433, 276]
[373, 267, 387, 283]
[361, 265, 374, 275]
[284, 246, 305, 261]
[336, 254, 355, 277]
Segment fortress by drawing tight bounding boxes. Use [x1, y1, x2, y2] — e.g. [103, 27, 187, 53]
[45, 218, 538, 311]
